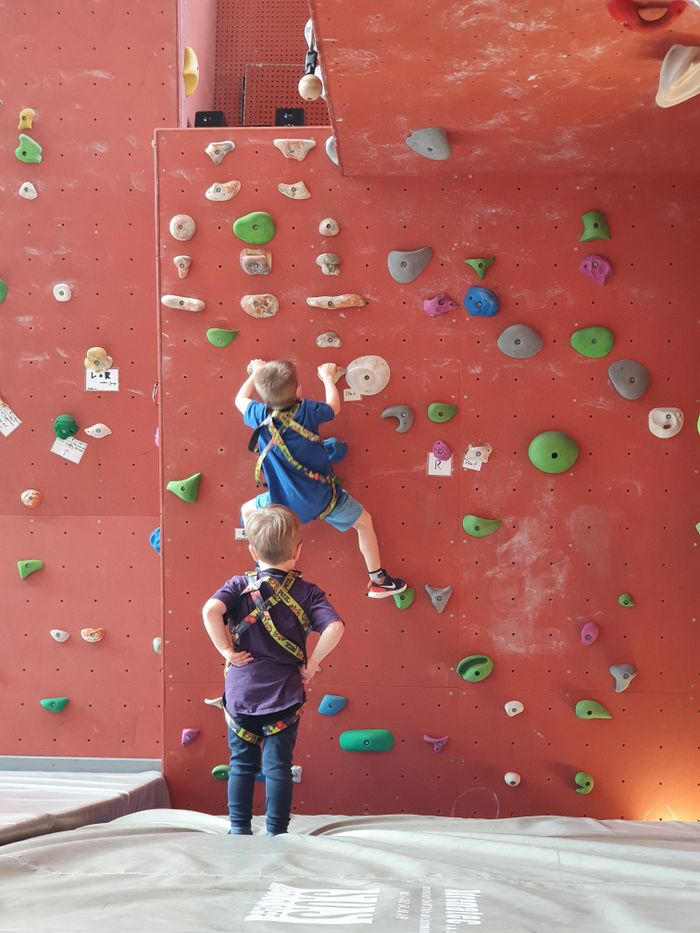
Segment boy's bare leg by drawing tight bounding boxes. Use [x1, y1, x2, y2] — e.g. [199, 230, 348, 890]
[352, 509, 381, 573]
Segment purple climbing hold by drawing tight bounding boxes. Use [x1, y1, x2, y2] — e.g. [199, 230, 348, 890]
[431, 439, 452, 461]
[579, 254, 613, 286]
[580, 621, 600, 645]
[423, 292, 459, 318]
[423, 734, 449, 752]
[181, 728, 200, 746]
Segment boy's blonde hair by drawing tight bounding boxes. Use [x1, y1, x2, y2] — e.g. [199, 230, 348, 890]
[246, 505, 302, 564]
[254, 360, 299, 410]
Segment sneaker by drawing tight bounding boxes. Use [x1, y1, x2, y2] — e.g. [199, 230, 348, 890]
[366, 570, 407, 599]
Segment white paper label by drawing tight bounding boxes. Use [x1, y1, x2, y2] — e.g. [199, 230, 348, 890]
[234, 528, 248, 541]
[427, 453, 454, 476]
[462, 456, 483, 472]
[0, 404, 22, 437]
[51, 436, 88, 463]
[463, 444, 493, 471]
[85, 368, 119, 392]
[343, 388, 362, 402]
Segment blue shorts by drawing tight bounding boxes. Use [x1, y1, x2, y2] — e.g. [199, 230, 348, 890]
[254, 490, 363, 533]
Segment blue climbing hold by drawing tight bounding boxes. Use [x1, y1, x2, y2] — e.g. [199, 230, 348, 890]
[149, 527, 161, 555]
[318, 694, 348, 716]
[464, 286, 500, 317]
[323, 437, 348, 464]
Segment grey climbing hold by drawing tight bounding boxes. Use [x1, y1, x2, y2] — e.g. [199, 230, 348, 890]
[325, 135, 339, 166]
[387, 247, 433, 284]
[405, 127, 451, 161]
[380, 404, 414, 433]
[608, 360, 650, 400]
[425, 584, 453, 613]
[610, 663, 638, 692]
[496, 324, 543, 359]
[316, 331, 342, 348]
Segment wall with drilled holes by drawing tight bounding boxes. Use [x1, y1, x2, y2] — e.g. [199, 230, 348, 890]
[2, 3, 178, 758]
[157, 127, 698, 819]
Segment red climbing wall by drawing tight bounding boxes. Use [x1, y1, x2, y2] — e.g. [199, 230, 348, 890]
[1, 2, 178, 759]
[157, 126, 699, 820]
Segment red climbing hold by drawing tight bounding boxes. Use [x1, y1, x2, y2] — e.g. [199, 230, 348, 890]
[606, 0, 687, 31]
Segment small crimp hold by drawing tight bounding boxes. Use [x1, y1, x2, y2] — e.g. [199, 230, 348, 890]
[464, 257, 495, 279]
[81, 628, 105, 643]
[424, 584, 453, 613]
[428, 402, 458, 423]
[153, 637, 162, 654]
[423, 734, 449, 752]
[381, 405, 414, 433]
[393, 587, 415, 610]
[325, 135, 339, 166]
[423, 292, 458, 318]
[580, 621, 599, 645]
[575, 699, 612, 720]
[464, 286, 499, 317]
[278, 180, 311, 199]
[273, 138, 316, 161]
[610, 663, 638, 693]
[18, 108, 36, 130]
[173, 255, 191, 278]
[241, 294, 278, 318]
[579, 210, 611, 242]
[462, 515, 502, 538]
[207, 328, 238, 347]
[84, 423, 112, 439]
[579, 254, 613, 285]
[240, 249, 272, 275]
[149, 527, 161, 555]
[504, 700, 524, 717]
[574, 771, 595, 795]
[18, 559, 44, 580]
[618, 593, 635, 608]
[387, 247, 433, 284]
[53, 283, 72, 302]
[84, 347, 113, 373]
[431, 440, 452, 461]
[169, 214, 196, 241]
[205, 140, 235, 165]
[316, 331, 342, 348]
[306, 294, 366, 309]
[204, 696, 224, 708]
[160, 294, 205, 312]
[504, 772, 521, 787]
[456, 655, 494, 682]
[20, 489, 42, 509]
[319, 217, 340, 236]
[50, 630, 70, 642]
[205, 180, 241, 201]
[181, 728, 200, 746]
[318, 694, 348, 716]
[316, 253, 341, 275]
[166, 472, 202, 503]
[40, 697, 69, 712]
[339, 730, 395, 752]
[18, 181, 38, 200]
[15, 133, 42, 163]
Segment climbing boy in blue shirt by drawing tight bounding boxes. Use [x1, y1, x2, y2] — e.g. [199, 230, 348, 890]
[235, 358, 406, 599]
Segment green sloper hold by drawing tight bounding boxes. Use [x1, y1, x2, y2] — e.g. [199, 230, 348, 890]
[570, 326, 614, 359]
[0, 279, 7, 303]
[339, 729, 394, 752]
[206, 328, 238, 348]
[18, 559, 44, 580]
[54, 414, 79, 439]
[528, 431, 579, 474]
[393, 587, 415, 610]
[428, 402, 458, 423]
[211, 764, 230, 781]
[15, 134, 43, 163]
[575, 700, 611, 720]
[464, 257, 494, 280]
[579, 210, 611, 242]
[233, 212, 276, 245]
[40, 697, 69, 712]
[574, 771, 595, 795]
[462, 515, 502, 538]
[618, 593, 635, 608]
[456, 655, 494, 682]
[166, 472, 202, 503]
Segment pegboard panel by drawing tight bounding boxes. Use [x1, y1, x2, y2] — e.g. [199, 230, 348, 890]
[244, 64, 329, 127]
[157, 127, 698, 821]
[1, 1, 178, 757]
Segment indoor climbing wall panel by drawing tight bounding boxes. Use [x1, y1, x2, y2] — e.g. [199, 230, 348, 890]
[157, 127, 698, 819]
[1, 2, 178, 758]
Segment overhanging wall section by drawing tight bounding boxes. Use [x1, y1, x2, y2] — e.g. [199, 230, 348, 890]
[157, 126, 698, 819]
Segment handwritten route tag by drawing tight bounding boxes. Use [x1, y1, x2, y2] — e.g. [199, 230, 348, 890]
[343, 388, 362, 402]
[0, 404, 22, 437]
[51, 436, 88, 464]
[427, 453, 454, 476]
[85, 368, 119, 392]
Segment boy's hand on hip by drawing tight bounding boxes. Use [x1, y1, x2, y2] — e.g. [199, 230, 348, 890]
[225, 649, 254, 667]
[318, 362, 338, 383]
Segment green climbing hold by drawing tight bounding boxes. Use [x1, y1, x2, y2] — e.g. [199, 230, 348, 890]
[575, 699, 611, 720]
[462, 515, 502, 538]
[579, 210, 611, 242]
[339, 729, 395, 752]
[0, 279, 7, 303]
[428, 402, 458, 423]
[166, 472, 202, 503]
[618, 593, 635, 608]
[211, 764, 230, 781]
[570, 325, 614, 359]
[206, 328, 239, 348]
[40, 697, 69, 712]
[233, 211, 276, 245]
[464, 257, 494, 279]
[17, 559, 44, 580]
[15, 133, 43, 163]
[574, 771, 595, 795]
[528, 431, 579, 474]
[393, 587, 415, 610]
[54, 414, 79, 439]
[456, 655, 494, 682]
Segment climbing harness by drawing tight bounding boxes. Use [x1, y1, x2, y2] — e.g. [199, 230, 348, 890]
[223, 699, 305, 746]
[248, 404, 338, 519]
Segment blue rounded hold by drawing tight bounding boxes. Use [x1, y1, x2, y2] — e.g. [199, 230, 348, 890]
[149, 527, 161, 555]
[318, 694, 348, 716]
[323, 437, 348, 464]
[464, 286, 499, 317]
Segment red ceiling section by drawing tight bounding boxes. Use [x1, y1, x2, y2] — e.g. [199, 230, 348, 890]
[311, 0, 700, 174]
[156, 126, 698, 819]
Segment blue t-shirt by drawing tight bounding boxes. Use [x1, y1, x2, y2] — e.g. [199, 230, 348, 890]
[244, 399, 338, 523]
[211, 569, 341, 716]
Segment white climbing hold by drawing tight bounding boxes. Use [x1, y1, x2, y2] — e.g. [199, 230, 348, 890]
[656, 45, 700, 108]
[306, 294, 366, 310]
[648, 407, 684, 438]
[325, 136, 339, 166]
[345, 356, 391, 396]
[161, 294, 205, 312]
[53, 283, 72, 302]
[319, 217, 340, 236]
[278, 180, 311, 200]
[18, 181, 37, 199]
[316, 331, 342, 348]
[205, 140, 235, 165]
[273, 138, 317, 161]
[84, 423, 112, 439]
[50, 629, 70, 642]
[504, 700, 524, 717]
[204, 695, 224, 708]
[169, 214, 196, 241]
[316, 253, 341, 275]
[504, 772, 521, 787]
[406, 127, 452, 161]
[205, 180, 241, 201]
[173, 255, 191, 278]
[152, 637, 162, 655]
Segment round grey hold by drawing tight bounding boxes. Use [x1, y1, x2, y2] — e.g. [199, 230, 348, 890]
[387, 247, 433, 284]
[405, 127, 451, 161]
[496, 324, 543, 359]
[608, 359, 650, 400]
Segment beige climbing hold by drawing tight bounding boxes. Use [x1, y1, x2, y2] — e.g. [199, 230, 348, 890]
[160, 294, 205, 313]
[81, 627, 105, 643]
[18, 181, 38, 200]
[316, 253, 341, 275]
[319, 217, 340, 236]
[18, 108, 36, 130]
[52, 283, 72, 302]
[169, 214, 196, 241]
[205, 140, 235, 165]
[20, 489, 42, 509]
[240, 249, 272, 275]
[307, 294, 366, 310]
[182, 46, 199, 97]
[173, 255, 191, 278]
[298, 73, 323, 101]
[316, 331, 342, 348]
[84, 347, 113, 373]
[346, 356, 391, 396]
[240, 294, 279, 319]
[205, 180, 241, 202]
[278, 180, 311, 200]
[656, 45, 700, 108]
[648, 407, 684, 438]
[273, 138, 317, 161]
[84, 423, 112, 439]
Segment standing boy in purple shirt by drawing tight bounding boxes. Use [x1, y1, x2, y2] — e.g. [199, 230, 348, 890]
[202, 504, 344, 836]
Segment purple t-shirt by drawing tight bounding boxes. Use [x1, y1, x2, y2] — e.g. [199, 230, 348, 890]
[211, 568, 342, 716]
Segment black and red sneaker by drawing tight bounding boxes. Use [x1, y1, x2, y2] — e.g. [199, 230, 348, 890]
[366, 570, 407, 599]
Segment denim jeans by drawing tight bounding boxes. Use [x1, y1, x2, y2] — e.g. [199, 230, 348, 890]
[227, 719, 299, 836]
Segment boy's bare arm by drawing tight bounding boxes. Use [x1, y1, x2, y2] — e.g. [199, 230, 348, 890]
[202, 598, 253, 666]
[301, 619, 344, 682]
[318, 363, 341, 415]
[234, 359, 266, 414]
